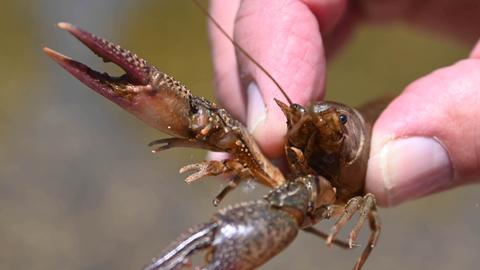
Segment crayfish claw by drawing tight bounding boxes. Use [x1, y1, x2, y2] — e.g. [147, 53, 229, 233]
[44, 23, 197, 139]
[180, 163, 210, 183]
[44, 22, 157, 104]
[149, 138, 223, 153]
[180, 159, 249, 185]
[56, 22, 154, 85]
[144, 222, 218, 270]
[149, 138, 192, 153]
[180, 161, 227, 184]
[43, 47, 129, 102]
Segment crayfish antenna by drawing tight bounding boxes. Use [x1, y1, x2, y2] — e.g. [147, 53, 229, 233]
[192, 0, 293, 106]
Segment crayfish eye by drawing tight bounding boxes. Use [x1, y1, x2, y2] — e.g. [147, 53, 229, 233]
[292, 104, 306, 113]
[339, 114, 348, 124]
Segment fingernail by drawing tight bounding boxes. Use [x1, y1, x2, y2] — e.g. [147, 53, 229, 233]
[246, 82, 266, 133]
[379, 137, 453, 206]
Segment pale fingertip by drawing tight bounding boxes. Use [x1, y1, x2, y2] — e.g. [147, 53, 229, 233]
[206, 151, 230, 161]
[209, 0, 246, 121]
[245, 82, 287, 158]
[250, 101, 288, 159]
[367, 137, 453, 207]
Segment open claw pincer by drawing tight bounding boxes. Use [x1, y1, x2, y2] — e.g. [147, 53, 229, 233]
[43, 22, 194, 138]
[44, 21, 285, 196]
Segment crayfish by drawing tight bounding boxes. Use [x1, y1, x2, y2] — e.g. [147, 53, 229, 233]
[44, 3, 386, 269]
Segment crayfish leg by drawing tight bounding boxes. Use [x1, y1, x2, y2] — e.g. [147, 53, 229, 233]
[179, 159, 249, 184]
[326, 197, 362, 246]
[285, 146, 315, 176]
[324, 193, 380, 270]
[179, 160, 253, 205]
[353, 206, 381, 270]
[348, 194, 376, 247]
[149, 138, 223, 153]
[212, 176, 241, 206]
[303, 227, 350, 249]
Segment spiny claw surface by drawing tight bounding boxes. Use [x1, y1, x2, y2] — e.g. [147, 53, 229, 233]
[44, 23, 155, 101]
[57, 22, 153, 85]
[44, 22, 193, 138]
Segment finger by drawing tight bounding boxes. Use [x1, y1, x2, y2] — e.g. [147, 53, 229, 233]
[208, 0, 244, 121]
[469, 38, 480, 57]
[210, 0, 347, 158]
[357, 0, 480, 42]
[366, 47, 480, 206]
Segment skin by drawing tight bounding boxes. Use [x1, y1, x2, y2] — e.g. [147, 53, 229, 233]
[208, 0, 480, 206]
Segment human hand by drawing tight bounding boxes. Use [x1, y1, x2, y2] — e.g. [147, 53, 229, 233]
[208, 0, 480, 206]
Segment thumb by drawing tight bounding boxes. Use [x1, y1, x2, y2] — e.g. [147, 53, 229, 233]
[366, 47, 480, 206]
[210, 0, 346, 157]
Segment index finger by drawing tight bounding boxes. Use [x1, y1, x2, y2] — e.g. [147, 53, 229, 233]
[209, 0, 347, 157]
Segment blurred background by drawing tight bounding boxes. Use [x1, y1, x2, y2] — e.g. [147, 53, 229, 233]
[0, 0, 479, 269]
